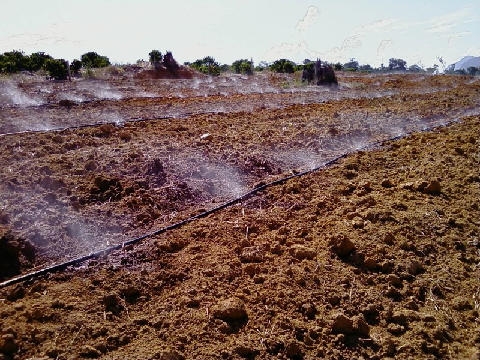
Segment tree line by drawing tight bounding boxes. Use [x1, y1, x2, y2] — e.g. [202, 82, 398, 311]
[0, 50, 110, 80]
[2, 49, 479, 79]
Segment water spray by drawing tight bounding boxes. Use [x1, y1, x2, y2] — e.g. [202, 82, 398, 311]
[0, 117, 463, 289]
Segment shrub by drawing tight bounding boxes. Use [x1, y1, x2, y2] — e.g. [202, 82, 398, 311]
[44, 58, 69, 80]
[343, 59, 359, 71]
[189, 56, 221, 76]
[28, 52, 53, 71]
[149, 50, 162, 63]
[149, 50, 162, 68]
[81, 51, 110, 68]
[408, 64, 423, 73]
[0, 50, 30, 73]
[359, 64, 373, 72]
[220, 64, 230, 72]
[231, 59, 253, 75]
[334, 62, 343, 71]
[0, 51, 57, 73]
[270, 59, 296, 73]
[388, 58, 407, 71]
[70, 59, 82, 75]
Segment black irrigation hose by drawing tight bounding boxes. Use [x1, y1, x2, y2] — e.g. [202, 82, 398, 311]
[0, 118, 461, 289]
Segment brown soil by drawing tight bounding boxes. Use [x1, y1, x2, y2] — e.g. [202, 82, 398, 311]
[0, 71, 479, 359]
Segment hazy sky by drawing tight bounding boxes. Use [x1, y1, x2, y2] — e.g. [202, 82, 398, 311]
[1, 0, 479, 68]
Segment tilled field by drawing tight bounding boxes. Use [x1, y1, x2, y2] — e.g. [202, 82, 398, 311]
[0, 71, 479, 359]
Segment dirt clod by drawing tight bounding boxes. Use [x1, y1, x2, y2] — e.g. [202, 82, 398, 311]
[329, 234, 356, 258]
[331, 313, 355, 334]
[423, 180, 442, 194]
[289, 244, 316, 260]
[239, 246, 265, 263]
[0, 334, 18, 355]
[212, 297, 248, 324]
[103, 293, 123, 315]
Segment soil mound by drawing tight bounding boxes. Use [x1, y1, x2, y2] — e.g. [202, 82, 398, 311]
[135, 66, 195, 80]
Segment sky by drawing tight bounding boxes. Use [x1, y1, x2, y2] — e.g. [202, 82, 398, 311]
[0, 0, 479, 68]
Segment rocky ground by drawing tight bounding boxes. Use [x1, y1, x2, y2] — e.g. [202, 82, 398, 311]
[0, 70, 479, 359]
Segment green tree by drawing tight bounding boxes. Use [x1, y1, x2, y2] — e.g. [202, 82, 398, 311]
[270, 59, 296, 73]
[189, 56, 221, 76]
[231, 59, 253, 74]
[81, 52, 110, 68]
[44, 58, 69, 80]
[70, 59, 82, 75]
[343, 59, 359, 71]
[333, 62, 343, 71]
[0, 50, 29, 73]
[149, 50, 162, 67]
[359, 64, 373, 72]
[28, 52, 53, 71]
[388, 58, 407, 71]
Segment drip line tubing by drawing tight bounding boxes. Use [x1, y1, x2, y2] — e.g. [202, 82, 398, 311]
[0, 118, 460, 289]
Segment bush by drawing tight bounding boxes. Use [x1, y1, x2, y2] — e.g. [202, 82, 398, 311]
[359, 64, 373, 72]
[231, 59, 253, 75]
[44, 58, 69, 80]
[408, 64, 423, 73]
[0, 50, 29, 73]
[388, 58, 407, 71]
[343, 59, 359, 71]
[0, 51, 58, 73]
[334, 62, 343, 71]
[81, 51, 110, 68]
[270, 59, 296, 73]
[149, 50, 162, 68]
[189, 56, 221, 76]
[70, 59, 82, 75]
[28, 52, 53, 72]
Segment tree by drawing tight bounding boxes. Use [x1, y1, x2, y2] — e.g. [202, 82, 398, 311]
[388, 58, 407, 71]
[343, 59, 359, 71]
[28, 52, 53, 71]
[231, 59, 253, 75]
[408, 64, 423, 73]
[189, 56, 221, 76]
[149, 50, 162, 67]
[333, 62, 343, 71]
[270, 59, 296, 73]
[81, 52, 110, 68]
[359, 64, 373, 72]
[44, 58, 69, 80]
[0, 50, 30, 73]
[70, 59, 82, 76]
